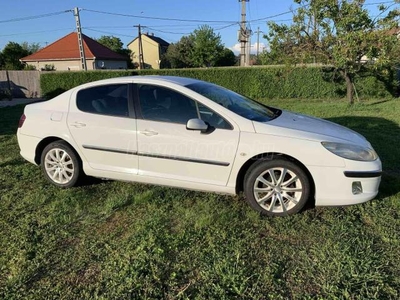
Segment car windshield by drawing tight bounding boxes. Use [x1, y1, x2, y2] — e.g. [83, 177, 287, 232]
[186, 82, 278, 122]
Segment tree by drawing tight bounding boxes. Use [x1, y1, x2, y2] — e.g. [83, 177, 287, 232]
[165, 25, 235, 68]
[216, 48, 237, 66]
[190, 25, 224, 67]
[0, 52, 4, 69]
[266, 0, 400, 103]
[96, 36, 124, 53]
[1, 42, 29, 70]
[21, 42, 41, 54]
[96, 35, 133, 68]
[165, 36, 195, 68]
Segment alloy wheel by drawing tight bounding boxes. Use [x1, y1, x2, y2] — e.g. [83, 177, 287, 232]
[253, 167, 303, 213]
[44, 148, 75, 184]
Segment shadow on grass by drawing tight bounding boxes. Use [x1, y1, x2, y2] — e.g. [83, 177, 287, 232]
[0, 105, 24, 136]
[367, 99, 392, 106]
[327, 116, 400, 198]
[78, 176, 105, 187]
[0, 159, 26, 168]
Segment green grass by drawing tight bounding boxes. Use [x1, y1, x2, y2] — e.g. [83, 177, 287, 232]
[1, 99, 399, 299]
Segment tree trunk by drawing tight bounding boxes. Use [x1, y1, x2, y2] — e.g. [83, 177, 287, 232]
[341, 70, 354, 104]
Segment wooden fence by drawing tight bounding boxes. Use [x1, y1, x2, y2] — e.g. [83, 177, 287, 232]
[0, 70, 41, 98]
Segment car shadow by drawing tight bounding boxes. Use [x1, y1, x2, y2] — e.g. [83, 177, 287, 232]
[326, 116, 400, 199]
[0, 105, 24, 136]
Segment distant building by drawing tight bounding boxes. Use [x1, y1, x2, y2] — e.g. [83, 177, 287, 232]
[128, 33, 170, 69]
[21, 32, 128, 71]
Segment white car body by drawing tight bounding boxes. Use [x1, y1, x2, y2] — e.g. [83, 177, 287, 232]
[17, 76, 381, 209]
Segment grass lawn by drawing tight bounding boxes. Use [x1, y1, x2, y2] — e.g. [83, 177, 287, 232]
[0, 99, 399, 299]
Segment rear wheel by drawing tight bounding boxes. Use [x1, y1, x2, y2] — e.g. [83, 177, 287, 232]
[244, 159, 310, 216]
[40, 141, 82, 188]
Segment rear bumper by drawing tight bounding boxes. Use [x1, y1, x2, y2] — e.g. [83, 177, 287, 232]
[17, 130, 41, 165]
[310, 159, 382, 206]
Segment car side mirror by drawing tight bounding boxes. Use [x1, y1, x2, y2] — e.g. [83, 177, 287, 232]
[186, 118, 208, 132]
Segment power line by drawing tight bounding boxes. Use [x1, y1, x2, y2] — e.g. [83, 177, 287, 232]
[85, 22, 238, 37]
[249, 10, 296, 23]
[215, 22, 240, 31]
[145, 27, 191, 35]
[84, 28, 134, 38]
[365, 0, 396, 5]
[0, 10, 71, 24]
[248, 0, 397, 24]
[81, 8, 237, 24]
[0, 28, 73, 38]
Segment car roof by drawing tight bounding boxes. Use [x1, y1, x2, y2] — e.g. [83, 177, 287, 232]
[98, 75, 205, 87]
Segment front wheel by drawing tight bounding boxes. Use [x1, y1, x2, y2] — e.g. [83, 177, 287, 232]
[244, 159, 310, 216]
[40, 141, 82, 188]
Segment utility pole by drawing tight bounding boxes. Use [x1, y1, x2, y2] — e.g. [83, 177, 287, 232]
[239, 0, 249, 67]
[73, 7, 87, 71]
[255, 27, 263, 58]
[246, 31, 251, 66]
[134, 24, 145, 69]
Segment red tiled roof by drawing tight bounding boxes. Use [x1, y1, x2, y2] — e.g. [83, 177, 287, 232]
[21, 32, 128, 61]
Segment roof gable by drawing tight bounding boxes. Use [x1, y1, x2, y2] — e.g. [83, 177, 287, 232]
[127, 34, 169, 47]
[21, 32, 128, 61]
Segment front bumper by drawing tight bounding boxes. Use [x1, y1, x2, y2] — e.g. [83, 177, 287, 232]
[309, 159, 382, 206]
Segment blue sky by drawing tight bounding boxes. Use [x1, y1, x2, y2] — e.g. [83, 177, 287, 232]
[0, 0, 396, 54]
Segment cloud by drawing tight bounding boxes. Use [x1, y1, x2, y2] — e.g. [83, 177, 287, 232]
[230, 43, 242, 54]
[230, 42, 269, 54]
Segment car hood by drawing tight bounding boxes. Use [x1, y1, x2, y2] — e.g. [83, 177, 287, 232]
[253, 110, 369, 146]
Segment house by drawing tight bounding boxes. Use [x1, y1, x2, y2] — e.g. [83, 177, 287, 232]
[20, 32, 128, 71]
[127, 33, 169, 69]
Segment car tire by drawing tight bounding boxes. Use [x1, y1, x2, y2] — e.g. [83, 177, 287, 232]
[40, 141, 82, 188]
[244, 159, 310, 216]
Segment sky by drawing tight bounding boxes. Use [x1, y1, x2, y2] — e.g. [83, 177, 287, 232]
[0, 0, 396, 54]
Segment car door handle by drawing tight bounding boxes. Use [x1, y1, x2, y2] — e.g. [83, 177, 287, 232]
[70, 122, 86, 128]
[140, 130, 158, 136]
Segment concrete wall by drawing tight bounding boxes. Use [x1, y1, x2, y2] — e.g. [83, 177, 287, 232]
[25, 59, 127, 71]
[128, 36, 162, 69]
[0, 70, 41, 98]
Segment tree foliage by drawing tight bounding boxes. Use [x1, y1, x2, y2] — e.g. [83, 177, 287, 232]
[21, 42, 41, 54]
[0, 42, 29, 70]
[165, 36, 195, 68]
[190, 25, 224, 67]
[216, 48, 237, 66]
[165, 25, 236, 68]
[96, 36, 124, 53]
[266, 0, 400, 103]
[96, 35, 133, 68]
[0, 41, 41, 70]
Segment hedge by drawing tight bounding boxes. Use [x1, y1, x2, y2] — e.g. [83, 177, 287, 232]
[40, 66, 398, 100]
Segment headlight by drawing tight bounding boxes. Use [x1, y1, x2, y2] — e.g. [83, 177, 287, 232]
[321, 142, 378, 161]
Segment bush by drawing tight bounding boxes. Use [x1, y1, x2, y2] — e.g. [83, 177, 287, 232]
[41, 70, 133, 99]
[40, 67, 398, 100]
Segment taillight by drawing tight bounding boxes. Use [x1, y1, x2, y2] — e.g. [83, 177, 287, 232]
[18, 114, 26, 128]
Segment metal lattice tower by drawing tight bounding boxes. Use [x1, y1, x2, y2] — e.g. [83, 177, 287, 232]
[239, 0, 250, 67]
[74, 7, 87, 71]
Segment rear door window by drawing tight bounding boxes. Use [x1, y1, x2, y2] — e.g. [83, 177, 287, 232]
[77, 84, 129, 117]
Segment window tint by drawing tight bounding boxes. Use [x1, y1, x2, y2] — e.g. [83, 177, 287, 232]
[186, 82, 277, 122]
[77, 84, 129, 117]
[138, 85, 198, 124]
[197, 102, 232, 130]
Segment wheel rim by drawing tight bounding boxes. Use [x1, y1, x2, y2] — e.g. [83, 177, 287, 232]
[253, 167, 303, 213]
[44, 148, 75, 184]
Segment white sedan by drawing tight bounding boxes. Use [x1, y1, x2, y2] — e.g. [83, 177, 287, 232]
[17, 76, 382, 216]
